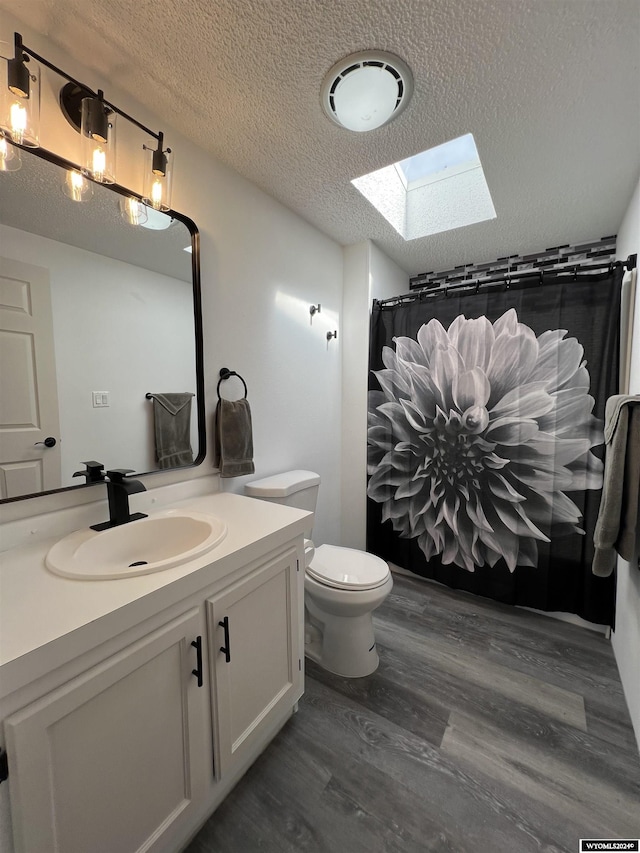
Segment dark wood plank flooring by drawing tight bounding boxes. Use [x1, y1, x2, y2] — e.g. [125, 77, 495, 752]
[185, 573, 640, 853]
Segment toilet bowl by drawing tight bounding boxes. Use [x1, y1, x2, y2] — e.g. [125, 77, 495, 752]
[304, 544, 393, 677]
[245, 471, 393, 678]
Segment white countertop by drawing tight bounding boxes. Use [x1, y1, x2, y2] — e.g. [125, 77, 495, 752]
[0, 491, 310, 698]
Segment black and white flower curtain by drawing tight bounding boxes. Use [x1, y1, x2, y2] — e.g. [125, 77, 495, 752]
[367, 268, 623, 626]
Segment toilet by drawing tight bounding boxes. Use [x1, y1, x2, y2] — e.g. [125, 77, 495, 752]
[245, 470, 393, 678]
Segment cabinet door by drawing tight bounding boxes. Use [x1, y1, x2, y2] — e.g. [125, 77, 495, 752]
[207, 549, 302, 778]
[5, 608, 209, 853]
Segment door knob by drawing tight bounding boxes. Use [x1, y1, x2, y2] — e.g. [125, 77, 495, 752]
[34, 437, 57, 448]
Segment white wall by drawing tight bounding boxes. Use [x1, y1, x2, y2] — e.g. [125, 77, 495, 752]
[369, 242, 412, 303]
[1, 224, 196, 482]
[341, 243, 370, 548]
[341, 240, 408, 548]
[0, 15, 344, 547]
[613, 177, 640, 751]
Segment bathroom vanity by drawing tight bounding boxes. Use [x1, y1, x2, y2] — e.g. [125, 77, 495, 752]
[0, 486, 309, 853]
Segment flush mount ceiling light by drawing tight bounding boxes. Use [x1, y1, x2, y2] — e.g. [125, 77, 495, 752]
[321, 50, 413, 132]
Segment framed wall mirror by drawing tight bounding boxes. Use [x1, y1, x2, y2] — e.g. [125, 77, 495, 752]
[0, 145, 205, 502]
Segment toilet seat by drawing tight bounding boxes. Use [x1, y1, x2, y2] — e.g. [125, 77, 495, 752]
[307, 544, 390, 591]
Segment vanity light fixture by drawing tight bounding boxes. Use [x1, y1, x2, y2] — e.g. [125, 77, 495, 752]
[62, 168, 93, 202]
[0, 33, 40, 147]
[80, 90, 117, 184]
[142, 132, 173, 211]
[1, 32, 175, 208]
[119, 196, 148, 226]
[0, 135, 21, 171]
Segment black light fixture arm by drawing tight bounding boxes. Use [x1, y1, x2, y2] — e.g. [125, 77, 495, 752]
[13, 31, 164, 145]
[8, 32, 31, 97]
[143, 131, 172, 176]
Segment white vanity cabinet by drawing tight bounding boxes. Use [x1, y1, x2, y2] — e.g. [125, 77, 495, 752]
[0, 491, 308, 853]
[207, 547, 301, 778]
[4, 608, 210, 853]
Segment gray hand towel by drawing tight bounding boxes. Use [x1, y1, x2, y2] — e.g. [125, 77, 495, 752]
[150, 393, 195, 469]
[214, 398, 255, 478]
[592, 395, 640, 576]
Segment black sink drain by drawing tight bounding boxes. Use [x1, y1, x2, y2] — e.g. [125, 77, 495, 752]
[129, 560, 148, 567]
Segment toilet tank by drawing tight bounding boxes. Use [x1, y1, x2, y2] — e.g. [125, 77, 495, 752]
[245, 471, 320, 535]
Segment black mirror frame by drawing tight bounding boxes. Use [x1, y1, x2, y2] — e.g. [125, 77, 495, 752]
[1, 143, 206, 503]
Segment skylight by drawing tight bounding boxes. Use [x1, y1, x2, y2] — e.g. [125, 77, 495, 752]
[351, 133, 496, 241]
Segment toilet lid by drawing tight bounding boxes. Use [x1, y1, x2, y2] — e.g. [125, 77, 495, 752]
[307, 544, 390, 590]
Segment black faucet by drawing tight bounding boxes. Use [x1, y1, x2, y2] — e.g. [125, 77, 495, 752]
[91, 469, 148, 531]
[73, 460, 106, 484]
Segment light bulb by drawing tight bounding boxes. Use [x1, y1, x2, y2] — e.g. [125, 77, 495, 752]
[70, 171, 83, 192]
[0, 135, 21, 171]
[0, 45, 40, 147]
[9, 101, 26, 143]
[119, 196, 147, 225]
[63, 169, 92, 202]
[150, 179, 163, 209]
[92, 147, 106, 181]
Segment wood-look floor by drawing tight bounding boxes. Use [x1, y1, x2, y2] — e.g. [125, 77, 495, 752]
[186, 573, 640, 853]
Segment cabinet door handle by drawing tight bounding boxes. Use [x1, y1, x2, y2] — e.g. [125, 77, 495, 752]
[191, 636, 203, 687]
[219, 617, 231, 663]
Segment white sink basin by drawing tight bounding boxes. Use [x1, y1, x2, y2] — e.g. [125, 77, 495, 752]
[45, 510, 228, 580]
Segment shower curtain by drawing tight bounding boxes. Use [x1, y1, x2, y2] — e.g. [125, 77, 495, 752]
[367, 268, 623, 626]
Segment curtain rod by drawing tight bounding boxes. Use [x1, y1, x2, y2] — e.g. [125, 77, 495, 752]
[375, 254, 637, 308]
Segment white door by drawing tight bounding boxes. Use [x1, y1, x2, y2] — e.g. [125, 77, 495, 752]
[4, 608, 210, 853]
[0, 256, 61, 497]
[207, 549, 303, 778]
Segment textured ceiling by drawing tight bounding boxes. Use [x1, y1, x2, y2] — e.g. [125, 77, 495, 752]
[3, 0, 639, 276]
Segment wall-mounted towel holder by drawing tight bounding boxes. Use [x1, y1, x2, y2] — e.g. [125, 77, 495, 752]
[145, 392, 195, 400]
[217, 368, 248, 400]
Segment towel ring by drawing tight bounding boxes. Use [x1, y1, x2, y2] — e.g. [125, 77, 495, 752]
[217, 367, 248, 400]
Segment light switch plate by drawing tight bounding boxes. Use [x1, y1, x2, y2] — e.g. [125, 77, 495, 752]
[92, 391, 110, 407]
